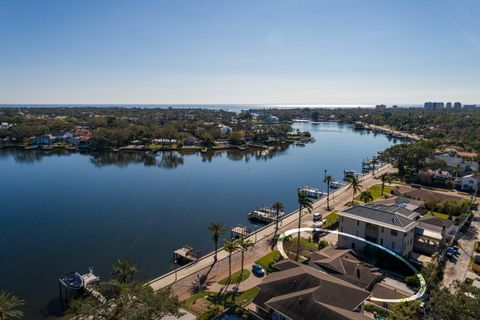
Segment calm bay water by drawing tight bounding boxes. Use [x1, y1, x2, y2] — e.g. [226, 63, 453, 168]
[0, 122, 398, 319]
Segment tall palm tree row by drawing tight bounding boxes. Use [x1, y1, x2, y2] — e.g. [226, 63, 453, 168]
[208, 222, 225, 262]
[112, 258, 138, 283]
[272, 201, 284, 238]
[380, 173, 393, 196]
[347, 175, 363, 204]
[0, 291, 24, 320]
[237, 237, 254, 286]
[296, 191, 313, 260]
[223, 239, 240, 284]
[324, 175, 333, 210]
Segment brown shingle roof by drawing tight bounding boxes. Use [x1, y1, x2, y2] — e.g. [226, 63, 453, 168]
[308, 247, 383, 290]
[253, 262, 371, 320]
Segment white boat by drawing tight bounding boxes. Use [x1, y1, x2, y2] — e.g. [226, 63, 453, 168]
[298, 186, 327, 199]
[248, 207, 285, 223]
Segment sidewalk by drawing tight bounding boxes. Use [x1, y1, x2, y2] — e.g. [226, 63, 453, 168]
[148, 165, 395, 298]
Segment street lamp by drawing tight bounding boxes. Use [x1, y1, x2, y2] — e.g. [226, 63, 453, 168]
[174, 259, 178, 281]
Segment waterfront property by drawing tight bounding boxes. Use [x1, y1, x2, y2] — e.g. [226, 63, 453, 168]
[338, 204, 419, 257]
[0, 121, 398, 319]
[252, 260, 372, 320]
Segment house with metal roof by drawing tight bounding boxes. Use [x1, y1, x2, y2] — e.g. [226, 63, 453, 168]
[337, 204, 420, 257]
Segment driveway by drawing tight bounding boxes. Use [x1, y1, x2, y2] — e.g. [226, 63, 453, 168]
[443, 211, 480, 289]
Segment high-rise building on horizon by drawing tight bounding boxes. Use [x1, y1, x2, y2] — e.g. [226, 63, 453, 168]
[454, 102, 462, 109]
[424, 102, 444, 110]
[446, 102, 452, 108]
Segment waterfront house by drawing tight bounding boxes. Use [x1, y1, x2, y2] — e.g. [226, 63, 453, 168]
[32, 134, 55, 145]
[400, 187, 463, 203]
[183, 136, 200, 146]
[51, 131, 73, 140]
[338, 204, 419, 257]
[252, 260, 372, 320]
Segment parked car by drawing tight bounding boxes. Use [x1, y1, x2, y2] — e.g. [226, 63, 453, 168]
[313, 221, 323, 229]
[313, 212, 322, 221]
[252, 263, 265, 277]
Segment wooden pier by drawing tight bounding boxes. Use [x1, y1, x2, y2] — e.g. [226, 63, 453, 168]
[173, 245, 199, 264]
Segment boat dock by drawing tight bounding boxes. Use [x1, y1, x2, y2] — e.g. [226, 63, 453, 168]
[298, 186, 327, 199]
[173, 245, 199, 264]
[59, 268, 106, 309]
[248, 207, 284, 223]
[231, 225, 251, 238]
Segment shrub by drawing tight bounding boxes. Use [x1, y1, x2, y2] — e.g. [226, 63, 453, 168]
[196, 306, 222, 320]
[405, 275, 420, 288]
[317, 240, 329, 250]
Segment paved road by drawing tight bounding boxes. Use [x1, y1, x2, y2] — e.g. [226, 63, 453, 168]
[443, 211, 480, 289]
[148, 165, 395, 297]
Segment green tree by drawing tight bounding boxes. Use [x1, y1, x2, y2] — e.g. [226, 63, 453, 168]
[112, 258, 138, 284]
[324, 175, 333, 210]
[223, 239, 240, 284]
[237, 237, 254, 285]
[380, 172, 393, 195]
[272, 201, 284, 238]
[0, 291, 24, 320]
[429, 282, 480, 320]
[359, 190, 374, 203]
[347, 175, 363, 204]
[208, 222, 225, 262]
[69, 282, 181, 319]
[387, 301, 421, 320]
[296, 191, 313, 260]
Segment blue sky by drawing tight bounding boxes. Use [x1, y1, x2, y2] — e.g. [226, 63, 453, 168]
[1, 0, 479, 104]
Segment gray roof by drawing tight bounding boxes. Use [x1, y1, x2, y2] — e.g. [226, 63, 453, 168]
[253, 262, 371, 320]
[341, 204, 416, 230]
[419, 216, 454, 229]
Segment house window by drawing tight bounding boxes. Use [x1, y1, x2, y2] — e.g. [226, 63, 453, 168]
[391, 241, 395, 250]
[357, 220, 359, 226]
[380, 238, 383, 245]
[390, 229, 398, 236]
[341, 216, 344, 222]
[381, 227, 384, 233]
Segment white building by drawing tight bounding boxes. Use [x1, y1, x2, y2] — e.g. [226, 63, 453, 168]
[460, 174, 480, 191]
[218, 124, 231, 135]
[338, 204, 419, 257]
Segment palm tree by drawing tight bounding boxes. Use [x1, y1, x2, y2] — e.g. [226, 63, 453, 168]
[223, 239, 240, 284]
[272, 201, 284, 238]
[380, 173, 393, 196]
[0, 291, 24, 320]
[359, 190, 374, 203]
[371, 157, 378, 176]
[208, 222, 225, 262]
[296, 191, 313, 260]
[112, 258, 138, 283]
[324, 175, 333, 210]
[347, 175, 363, 204]
[237, 237, 254, 285]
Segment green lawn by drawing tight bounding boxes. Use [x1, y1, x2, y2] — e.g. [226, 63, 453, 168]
[255, 250, 281, 272]
[182, 291, 209, 311]
[217, 269, 250, 285]
[355, 184, 394, 202]
[323, 211, 339, 228]
[234, 287, 260, 306]
[290, 237, 317, 250]
[427, 211, 450, 220]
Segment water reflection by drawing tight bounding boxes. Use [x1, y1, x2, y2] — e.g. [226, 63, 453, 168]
[0, 144, 291, 168]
